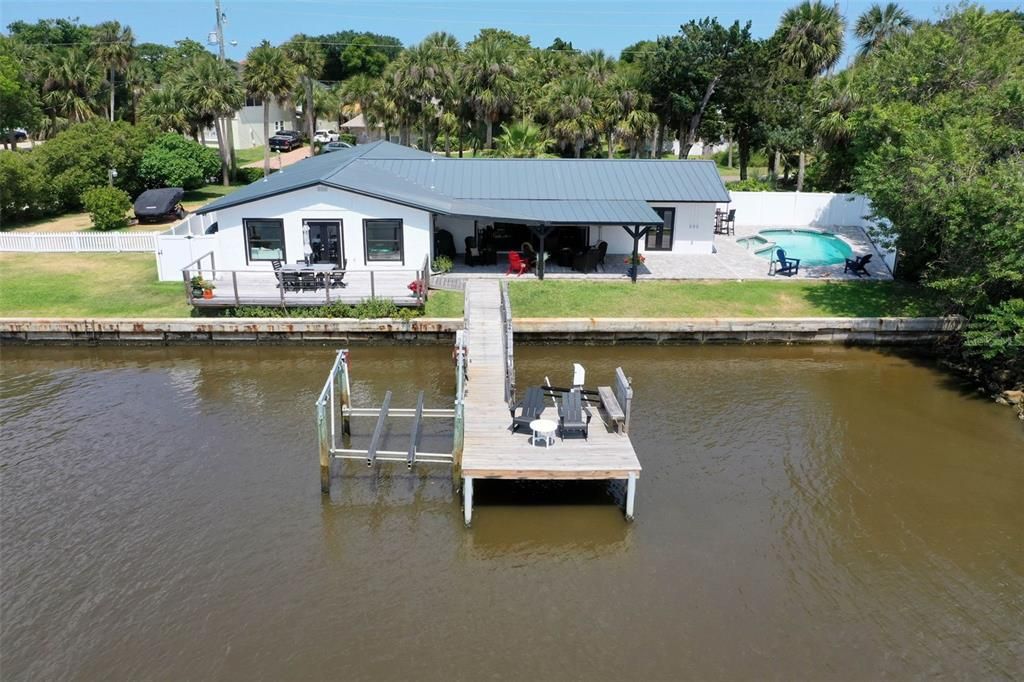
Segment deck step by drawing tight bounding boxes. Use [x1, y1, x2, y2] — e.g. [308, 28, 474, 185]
[430, 276, 466, 292]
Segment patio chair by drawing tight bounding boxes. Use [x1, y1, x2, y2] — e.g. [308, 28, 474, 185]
[596, 241, 608, 265]
[271, 259, 284, 288]
[465, 236, 480, 267]
[844, 253, 873, 277]
[281, 270, 302, 292]
[572, 247, 600, 274]
[328, 258, 348, 288]
[507, 251, 529, 276]
[771, 248, 801, 277]
[521, 242, 538, 269]
[723, 209, 736, 235]
[510, 386, 546, 434]
[558, 389, 591, 440]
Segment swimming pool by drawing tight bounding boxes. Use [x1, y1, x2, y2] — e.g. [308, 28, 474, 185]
[741, 228, 853, 266]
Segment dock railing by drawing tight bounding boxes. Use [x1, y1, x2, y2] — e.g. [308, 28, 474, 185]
[499, 280, 515, 405]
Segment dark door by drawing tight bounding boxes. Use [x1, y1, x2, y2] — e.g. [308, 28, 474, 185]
[306, 220, 344, 266]
[645, 207, 675, 251]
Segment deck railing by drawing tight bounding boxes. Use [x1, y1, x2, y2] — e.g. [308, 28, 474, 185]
[0, 231, 157, 253]
[180, 254, 429, 307]
[499, 280, 515, 405]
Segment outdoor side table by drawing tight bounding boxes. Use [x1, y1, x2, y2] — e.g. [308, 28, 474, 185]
[529, 418, 557, 447]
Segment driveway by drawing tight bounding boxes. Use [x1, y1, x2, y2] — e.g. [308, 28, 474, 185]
[243, 147, 311, 170]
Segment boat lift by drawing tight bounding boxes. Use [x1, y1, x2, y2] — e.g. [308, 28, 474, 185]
[315, 347, 464, 493]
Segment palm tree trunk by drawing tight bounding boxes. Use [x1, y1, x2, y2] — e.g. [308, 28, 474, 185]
[797, 150, 806, 192]
[727, 133, 733, 168]
[485, 119, 493, 149]
[574, 139, 582, 158]
[771, 150, 781, 181]
[109, 68, 116, 122]
[215, 118, 230, 187]
[607, 131, 614, 159]
[305, 78, 315, 156]
[677, 121, 687, 159]
[263, 101, 271, 177]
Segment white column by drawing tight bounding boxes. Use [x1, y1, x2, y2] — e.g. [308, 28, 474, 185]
[463, 477, 474, 526]
[625, 473, 637, 521]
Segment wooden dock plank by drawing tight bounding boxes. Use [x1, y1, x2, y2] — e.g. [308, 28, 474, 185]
[460, 280, 641, 480]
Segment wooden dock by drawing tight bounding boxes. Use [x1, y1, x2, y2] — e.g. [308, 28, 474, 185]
[460, 280, 642, 525]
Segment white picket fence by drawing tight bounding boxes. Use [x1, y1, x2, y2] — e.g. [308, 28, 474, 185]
[0, 232, 157, 253]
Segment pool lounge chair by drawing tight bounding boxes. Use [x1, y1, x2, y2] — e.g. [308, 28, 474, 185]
[771, 249, 801, 277]
[510, 386, 546, 434]
[558, 389, 591, 440]
[844, 253, 872, 277]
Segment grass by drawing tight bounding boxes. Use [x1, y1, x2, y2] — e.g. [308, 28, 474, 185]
[233, 148, 266, 165]
[423, 290, 463, 317]
[509, 280, 943, 318]
[0, 253, 189, 317]
[2, 183, 247, 233]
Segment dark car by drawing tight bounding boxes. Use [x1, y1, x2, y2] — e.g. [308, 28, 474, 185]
[134, 187, 185, 223]
[269, 130, 303, 152]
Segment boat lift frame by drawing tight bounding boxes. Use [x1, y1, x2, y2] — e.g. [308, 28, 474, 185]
[315, 349, 458, 493]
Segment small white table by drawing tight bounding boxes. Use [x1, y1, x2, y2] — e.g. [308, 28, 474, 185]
[529, 418, 557, 447]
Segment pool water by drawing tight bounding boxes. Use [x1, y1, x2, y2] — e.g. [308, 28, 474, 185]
[753, 229, 853, 266]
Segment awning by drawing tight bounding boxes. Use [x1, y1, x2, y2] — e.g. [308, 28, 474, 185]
[447, 199, 665, 225]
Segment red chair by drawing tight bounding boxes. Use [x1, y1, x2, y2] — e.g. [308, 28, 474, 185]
[506, 251, 529, 276]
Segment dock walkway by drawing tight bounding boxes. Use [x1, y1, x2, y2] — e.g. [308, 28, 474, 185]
[460, 280, 641, 524]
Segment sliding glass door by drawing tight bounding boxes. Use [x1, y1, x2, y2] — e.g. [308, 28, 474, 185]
[644, 207, 675, 251]
[305, 220, 344, 266]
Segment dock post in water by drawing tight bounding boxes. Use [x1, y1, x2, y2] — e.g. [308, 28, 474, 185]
[625, 472, 637, 520]
[463, 477, 473, 526]
[339, 350, 351, 436]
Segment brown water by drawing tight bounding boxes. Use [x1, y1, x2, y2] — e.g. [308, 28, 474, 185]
[1, 345, 1022, 680]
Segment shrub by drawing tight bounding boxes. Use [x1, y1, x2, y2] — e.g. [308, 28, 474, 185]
[339, 132, 357, 145]
[0, 150, 52, 223]
[81, 186, 131, 231]
[713, 148, 767, 168]
[225, 299, 422, 319]
[726, 178, 775, 192]
[35, 119, 157, 211]
[432, 255, 453, 273]
[139, 134, 221, 190]
[235, 166, 267, 184]
[963, 299, 1024, 385]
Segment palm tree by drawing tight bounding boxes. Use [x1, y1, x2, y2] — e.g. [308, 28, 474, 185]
[544, 75, 599, 158]
[338, 73, 378, 140]
[181, 56, 244, 185]
[243, 41, 296, 176]
[93, 21, 135, 121]
[40, 48, 103, 127]
[138, 84, 190, 136]
[855, 3, 913, 57]
[777, 1, 846, 77]
[123, 61, 152, 124]
[492, 120, 554, 157]
[283, 35, 325, 155]
[813, 71, 857, 149]
[462, 35, 517, 149]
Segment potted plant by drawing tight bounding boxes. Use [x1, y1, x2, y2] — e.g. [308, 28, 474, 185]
[201, 279, 215, 299]
[189, 275, 205, 298]
[623, 253, 646, 279]
[431, 255, 453, 275]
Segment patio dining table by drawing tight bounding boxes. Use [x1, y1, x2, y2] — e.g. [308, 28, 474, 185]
[279, 263, 345, 290]
[279, 263, 340, 273]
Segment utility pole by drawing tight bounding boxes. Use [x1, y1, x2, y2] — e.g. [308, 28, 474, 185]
[214, 0, 237, 178]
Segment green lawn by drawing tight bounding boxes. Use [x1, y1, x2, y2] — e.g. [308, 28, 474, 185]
[233, 148, 266, 165]
[423, 290, 463, 317]
[0, 253, 190, 317]
[509, 280, 943, 318]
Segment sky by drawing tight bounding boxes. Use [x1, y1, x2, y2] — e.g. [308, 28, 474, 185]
[2, 0, 1021, 68]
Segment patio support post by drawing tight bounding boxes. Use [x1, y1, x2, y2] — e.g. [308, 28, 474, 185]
[622, 224, 650, 283]
[529, 225, 556, 280]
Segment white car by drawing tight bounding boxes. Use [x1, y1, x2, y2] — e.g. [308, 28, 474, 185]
[313, 129, 339, 143]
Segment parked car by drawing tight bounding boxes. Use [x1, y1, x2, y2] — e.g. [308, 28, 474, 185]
[313, 129, 339, 143]
[269, 130, 303, 151]
[321, 141, 354, 153]
[134, 187, 185, 223]
[2, 128, 28, 143]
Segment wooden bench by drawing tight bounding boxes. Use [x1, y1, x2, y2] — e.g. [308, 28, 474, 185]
[597, 386, 625, 432]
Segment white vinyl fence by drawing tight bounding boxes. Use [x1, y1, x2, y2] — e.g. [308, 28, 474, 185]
[723, 191, 874, 228]
[0, 232, 157, 253]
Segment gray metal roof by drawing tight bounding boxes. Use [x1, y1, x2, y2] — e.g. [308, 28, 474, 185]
[197, 141, 728, 223]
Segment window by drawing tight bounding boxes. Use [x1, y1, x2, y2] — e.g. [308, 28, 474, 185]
[245, 95, 262, 107]
[364, 219, 404, 262]
[244, 219, 286, 262]
[645, 207, 675, 251]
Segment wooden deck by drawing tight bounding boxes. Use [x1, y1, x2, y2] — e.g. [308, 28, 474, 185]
[189, 269, 424, 308]
[460, 280, 641, 482]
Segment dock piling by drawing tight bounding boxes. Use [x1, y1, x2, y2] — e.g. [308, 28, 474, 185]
[625, 472, 637, 520]
[463, 477, 473, 526]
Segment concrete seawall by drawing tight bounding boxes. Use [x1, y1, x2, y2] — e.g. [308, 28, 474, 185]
[0, 317, 962, 345]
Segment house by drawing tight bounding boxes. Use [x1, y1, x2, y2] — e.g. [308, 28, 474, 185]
[156, 141, 730, 303]
[204, 95, 300, 150]
[339, 113, 396, 145]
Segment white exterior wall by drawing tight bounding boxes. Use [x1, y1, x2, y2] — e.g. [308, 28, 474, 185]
[593, 202, 716, 255]
[210, 186, 432, 273]
[204, 101, 299, 150]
